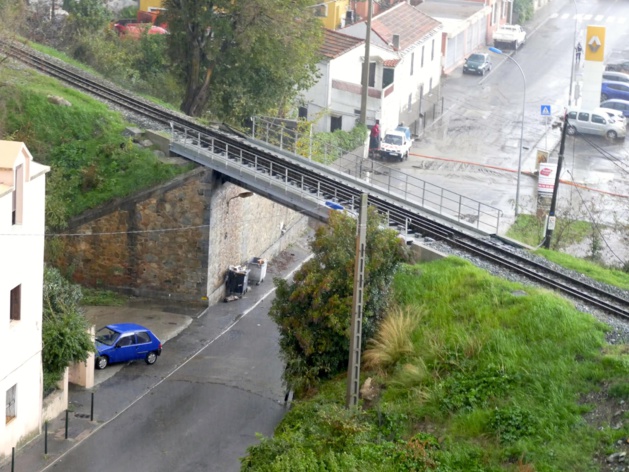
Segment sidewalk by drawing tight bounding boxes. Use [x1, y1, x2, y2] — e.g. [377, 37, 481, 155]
[0, 242, 312, 472]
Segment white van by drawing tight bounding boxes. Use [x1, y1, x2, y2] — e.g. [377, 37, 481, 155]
[565, 107, 626, 139]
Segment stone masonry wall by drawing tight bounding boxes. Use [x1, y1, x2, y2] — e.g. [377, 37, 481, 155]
[53, 167, 309, 305]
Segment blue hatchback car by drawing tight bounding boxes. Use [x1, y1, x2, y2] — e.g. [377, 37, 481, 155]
[95, 323, 162, 370]
[601, 81, 629, 101]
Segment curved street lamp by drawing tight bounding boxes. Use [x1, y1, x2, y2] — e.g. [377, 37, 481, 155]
[489, 46, 526, 217]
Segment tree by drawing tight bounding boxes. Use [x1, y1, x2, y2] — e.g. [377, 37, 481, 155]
[270, 209, 408, 393]
[162, 0, 322, 121]
[62, 0, 111, 38]
[42, 266, 94, 393]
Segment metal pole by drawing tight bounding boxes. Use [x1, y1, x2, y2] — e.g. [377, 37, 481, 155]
[346, 193, 368, 408]
[544, 110, 569, 249]
[359, 0, 373, 124]
[490, 48, 525, 217]
[44, 421, 48, 455]
[90, 392, 94, 422]
[568, 0, 578, 106]
[65, 410, 69, 439]
[11, 447, 14, 472]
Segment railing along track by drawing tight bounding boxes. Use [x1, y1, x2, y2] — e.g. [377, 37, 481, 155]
[6, 40, 629, 320]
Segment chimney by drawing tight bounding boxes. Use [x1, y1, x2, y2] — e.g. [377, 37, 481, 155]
[392, 34, 400, 50]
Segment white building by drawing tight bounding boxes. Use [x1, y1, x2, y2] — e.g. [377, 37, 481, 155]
[0, 141, 49, 458]
[301, 2, 443, 135]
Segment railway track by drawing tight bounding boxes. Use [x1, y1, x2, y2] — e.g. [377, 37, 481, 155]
[5, 39, 629, 319]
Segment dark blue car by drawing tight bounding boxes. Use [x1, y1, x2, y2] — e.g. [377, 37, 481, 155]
[95, 323, 162, 370]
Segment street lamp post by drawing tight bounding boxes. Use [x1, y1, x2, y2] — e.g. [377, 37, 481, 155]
[568, 0, 578, 106]
[489, 47, 526, 217]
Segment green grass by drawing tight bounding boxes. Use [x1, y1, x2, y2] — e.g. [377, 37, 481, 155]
[535, 248, 629, 290]
[0, 66, 193, 225]
[81, 288, 128, 306]
[243, 258, 628, 471]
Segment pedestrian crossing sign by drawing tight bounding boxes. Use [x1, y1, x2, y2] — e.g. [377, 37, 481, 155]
[540, 105, 551, 116]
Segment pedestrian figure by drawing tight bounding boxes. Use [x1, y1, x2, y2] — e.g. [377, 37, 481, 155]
[575, 42, 583, 62]
[369, 119, 381, 158]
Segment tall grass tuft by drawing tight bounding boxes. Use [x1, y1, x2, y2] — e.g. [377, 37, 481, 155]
[363, 305, 423, 371]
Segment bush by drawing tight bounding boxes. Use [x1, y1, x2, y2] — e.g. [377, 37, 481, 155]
[42, 267, 94, 393]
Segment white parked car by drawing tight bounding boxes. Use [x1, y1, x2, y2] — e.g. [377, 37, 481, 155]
[565, 107, 626, 139]
[493, 25, 526, 49]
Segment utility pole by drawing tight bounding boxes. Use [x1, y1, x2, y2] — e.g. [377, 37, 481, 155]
[346, 193, 368, 408]
[543, 111, 569, 249]
[359, 0, 373, 124]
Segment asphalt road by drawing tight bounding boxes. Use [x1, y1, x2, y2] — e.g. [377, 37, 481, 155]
[48, 293, 286, 471]
[400, 0, 629, 230]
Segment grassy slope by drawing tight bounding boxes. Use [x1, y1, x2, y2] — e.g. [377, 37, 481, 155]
[243, 258, 629, 471]
[0, 65, 192, 224]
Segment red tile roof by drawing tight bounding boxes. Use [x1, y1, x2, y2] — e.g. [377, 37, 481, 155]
[383, 59, 400, 67]
[372, 2, 441, 53]
[320, 29, 364, 59]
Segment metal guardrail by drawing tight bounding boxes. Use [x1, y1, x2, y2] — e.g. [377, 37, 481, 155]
[248, 118, 502, 233]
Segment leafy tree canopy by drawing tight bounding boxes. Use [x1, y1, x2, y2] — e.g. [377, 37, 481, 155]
[163, 0, 323, 121]
[42, 266, 94, 393]
[270, 209, 408, 393]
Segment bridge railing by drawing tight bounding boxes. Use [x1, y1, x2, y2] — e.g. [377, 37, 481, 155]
[249, 118, 502, 234]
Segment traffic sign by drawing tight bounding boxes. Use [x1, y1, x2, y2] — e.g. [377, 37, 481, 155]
[540, 105, 551, 116]
[585, 26, 605, 62]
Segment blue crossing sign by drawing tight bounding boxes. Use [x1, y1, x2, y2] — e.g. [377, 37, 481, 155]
[540, 105, 551, 116]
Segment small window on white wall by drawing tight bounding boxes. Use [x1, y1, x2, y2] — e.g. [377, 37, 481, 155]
[12, 164, 23, 226]
[6, 384, 16, 424]
[10, 285, 21, 322]
[410, 52, 414, 76]
[408, 93, 412, 110]
[431, 39, 435, 61]
[421, 46, 425, 67]
[429, 78, 433, 92]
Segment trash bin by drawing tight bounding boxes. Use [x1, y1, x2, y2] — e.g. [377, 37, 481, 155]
[226, 265, 250, 297]
[248, 257, 267, 285]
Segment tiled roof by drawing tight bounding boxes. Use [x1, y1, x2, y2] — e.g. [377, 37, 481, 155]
[320, 29, 364, 59]
[372, 2, 442, 53]
[383, 59, 400, 67]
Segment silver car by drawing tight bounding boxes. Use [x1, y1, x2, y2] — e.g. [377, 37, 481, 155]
[603, 71, 629, 84]
[565, 107, 626, 139]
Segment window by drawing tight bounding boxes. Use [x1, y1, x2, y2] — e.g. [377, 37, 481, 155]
[117, 335, 135, 347]
[137, 332, 151, 344]
[10, 285, 21, 321]
[410, 52, 414, 76]
[577, 112, 589, 122]
[408, 93, 412, 111]
[429, 78, 433, 92]
[12, 165, 23, 225]
[298, 106, 308, 119]
[6, 385, 16, 424]
[362, 62, 376, 87]
[592, 114, 606, 124]
[330, 115, 342, 132]
[421, 46, 425, 67]
[431, 39, 435, 61]
[382, 68, 394, 88]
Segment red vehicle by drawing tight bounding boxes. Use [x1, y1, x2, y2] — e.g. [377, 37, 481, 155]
[112, 10, 168, 39]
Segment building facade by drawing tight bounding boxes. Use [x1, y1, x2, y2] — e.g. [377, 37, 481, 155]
[301, 2, 443, 135]
[0, 142, 49, 458]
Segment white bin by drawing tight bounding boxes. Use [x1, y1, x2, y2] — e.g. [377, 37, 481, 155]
[248, 257, 267, 285]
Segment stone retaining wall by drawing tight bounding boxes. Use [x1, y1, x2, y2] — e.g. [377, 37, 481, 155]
[53, 167, 309, 305]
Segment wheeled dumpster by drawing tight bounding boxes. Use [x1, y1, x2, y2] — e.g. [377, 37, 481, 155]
[224, 265, 250, 301]
[248, 257, 267, 285]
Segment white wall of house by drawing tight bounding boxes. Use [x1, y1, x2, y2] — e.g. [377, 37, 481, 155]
[304, 24, 443, 136]
[0, 142, 49, 459]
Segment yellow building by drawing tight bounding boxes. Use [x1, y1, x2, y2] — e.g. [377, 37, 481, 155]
[315, 0, 351, 30]
[139, 0, 165, 12]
